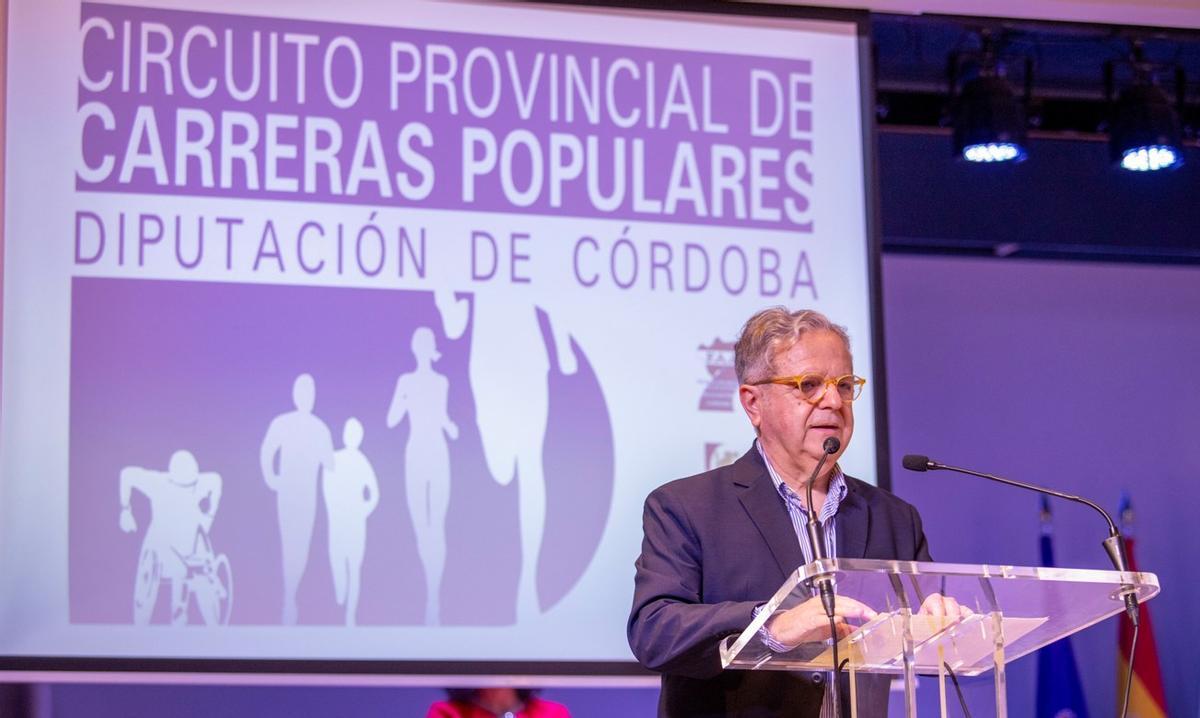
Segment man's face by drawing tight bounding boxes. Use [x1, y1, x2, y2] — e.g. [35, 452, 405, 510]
[739, 329, 855, 480]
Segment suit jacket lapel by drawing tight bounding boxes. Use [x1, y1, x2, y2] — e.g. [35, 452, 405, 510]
[835, 478, 870, 559]
[733, 447, 805, 578]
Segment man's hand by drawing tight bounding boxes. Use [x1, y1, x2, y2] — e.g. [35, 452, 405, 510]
[917, 592, 973, 621]
[765, 594, 878, 649]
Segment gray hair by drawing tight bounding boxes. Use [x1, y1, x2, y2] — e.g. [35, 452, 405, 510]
[734, 307, 851, 384]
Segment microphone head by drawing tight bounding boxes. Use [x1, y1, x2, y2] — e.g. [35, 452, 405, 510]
[902, 454, 931, 472]
[822, 437, 841, 454]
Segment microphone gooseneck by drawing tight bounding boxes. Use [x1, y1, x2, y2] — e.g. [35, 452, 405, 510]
[806, 436, 841, 715]
[805, 437, 841, 563]
[900, 453, 1140, 626]
[805, 438, 841, 614]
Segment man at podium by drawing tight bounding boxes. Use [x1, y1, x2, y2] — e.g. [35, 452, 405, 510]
[628, 307, 933, 717]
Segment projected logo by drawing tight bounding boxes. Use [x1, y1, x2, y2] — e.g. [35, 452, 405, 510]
[704, 443, 740, 471]
[698, 338, 737, 411]
[68, 278, 614, 627]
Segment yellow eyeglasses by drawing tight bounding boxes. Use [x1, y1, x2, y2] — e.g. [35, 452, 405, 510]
[750, 374, 866, 404]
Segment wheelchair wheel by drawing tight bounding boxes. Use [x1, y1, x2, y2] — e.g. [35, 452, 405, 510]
[213, 553, 233, 625]
[193, 553, 234, 626]
[133, 547, 160, 625]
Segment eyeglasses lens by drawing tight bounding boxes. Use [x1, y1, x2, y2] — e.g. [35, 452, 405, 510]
[795, 375, 862, 402]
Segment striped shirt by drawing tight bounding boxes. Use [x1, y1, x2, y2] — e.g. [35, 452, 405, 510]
[755, 440, 848, 718]
[757, 440, 848, 563]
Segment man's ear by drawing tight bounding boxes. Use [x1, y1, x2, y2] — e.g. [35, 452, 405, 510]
[739, 384, 763, 432]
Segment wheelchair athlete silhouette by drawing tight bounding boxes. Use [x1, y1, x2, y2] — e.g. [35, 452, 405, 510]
[118, 450, 233, 626]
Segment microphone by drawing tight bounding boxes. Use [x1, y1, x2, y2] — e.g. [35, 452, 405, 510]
[806, 437, 841, 619]
[806, 437, 844, 710]
[902, 454, 1140, 626]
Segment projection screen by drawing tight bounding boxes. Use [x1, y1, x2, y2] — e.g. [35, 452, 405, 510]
[0, 0, 882, 676]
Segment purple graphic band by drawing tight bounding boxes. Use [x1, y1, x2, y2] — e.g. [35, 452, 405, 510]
[78, 3, 817, 230]
[69, 277, 614, 625]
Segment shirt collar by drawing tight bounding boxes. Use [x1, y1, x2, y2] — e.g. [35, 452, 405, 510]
[756, 439, 847, 523]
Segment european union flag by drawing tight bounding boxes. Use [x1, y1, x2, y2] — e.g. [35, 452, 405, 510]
[1036, 496, 1090, 718]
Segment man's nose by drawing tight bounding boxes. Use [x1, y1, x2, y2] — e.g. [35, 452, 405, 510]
[817, 381, 844, 410]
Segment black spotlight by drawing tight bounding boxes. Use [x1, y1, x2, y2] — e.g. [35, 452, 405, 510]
[953, 74, 1028, 163]
[1109, 83, 1183, 171]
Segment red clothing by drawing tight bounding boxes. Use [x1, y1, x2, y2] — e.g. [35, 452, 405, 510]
[426, 697, 570, 718]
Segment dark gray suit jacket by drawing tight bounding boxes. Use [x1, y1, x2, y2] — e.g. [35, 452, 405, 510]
[627, 446, 932, 717]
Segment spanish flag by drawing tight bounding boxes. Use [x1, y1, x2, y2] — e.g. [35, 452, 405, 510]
[1117, 494, 1167, 718]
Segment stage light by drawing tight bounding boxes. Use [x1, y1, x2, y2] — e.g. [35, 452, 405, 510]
[1109, 83, 1183, 171]
[953, 75, 1028, 163]
[962, 142, 1025, 163]
[1119, 145, 1180, 172]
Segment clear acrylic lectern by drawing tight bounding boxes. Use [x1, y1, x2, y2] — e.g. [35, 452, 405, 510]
[719, 558, 1159, 717]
